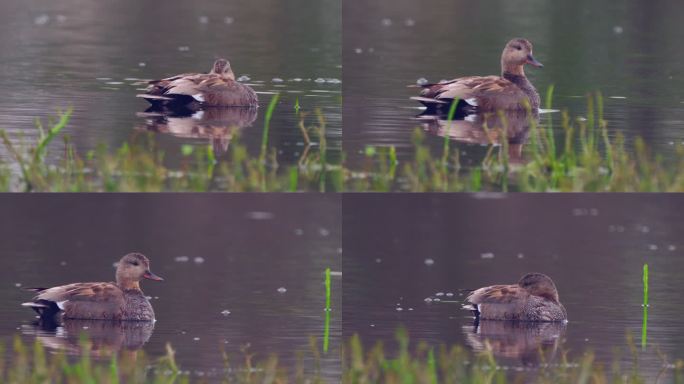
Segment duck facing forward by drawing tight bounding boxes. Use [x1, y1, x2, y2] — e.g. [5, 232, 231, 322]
[413, 38, 543, 115]
[22, 253, 163, 322]
[463, 273, 567, 322]
[137, 59, 258, 108]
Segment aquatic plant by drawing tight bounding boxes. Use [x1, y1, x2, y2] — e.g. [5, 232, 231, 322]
[351, 90, 684, 192]
[342, 329, 684, 384]
[0, 335, 330, 383]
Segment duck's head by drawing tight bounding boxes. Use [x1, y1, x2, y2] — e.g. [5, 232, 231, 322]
[501, 38, 543, 76]
[115, 253, 163, 290]
[211, 58, 235, 80]
[517, 272, 559, 303]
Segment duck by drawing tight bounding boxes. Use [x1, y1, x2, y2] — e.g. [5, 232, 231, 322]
[22, 253, 163, 322]
[463, 273, 567, 322]
[412, 38, 543, 115]
[137, 58, 258, 108]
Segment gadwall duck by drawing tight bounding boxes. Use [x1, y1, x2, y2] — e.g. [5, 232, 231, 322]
[22, 253, 163, 321]
[137, 59, 258, 108]
[412, 38, 543, 115]
[463, 273, 567, 322]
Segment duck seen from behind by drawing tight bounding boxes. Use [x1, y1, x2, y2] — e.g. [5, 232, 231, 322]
[137, 59, 258, 108]
[413, 38, 543, 115]
[22, 253, 163, 322]
[463, 273, 567, 322]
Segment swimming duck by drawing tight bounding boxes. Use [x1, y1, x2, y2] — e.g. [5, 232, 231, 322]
[22, 253, 163, 321]
[463, 273, 567, 322]
[137, 59, 258, 108]
[412, 38, 543, 115]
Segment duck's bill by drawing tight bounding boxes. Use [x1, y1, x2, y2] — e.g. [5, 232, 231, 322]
[527, 54, 544, 68]
[143, 271, 164, 281]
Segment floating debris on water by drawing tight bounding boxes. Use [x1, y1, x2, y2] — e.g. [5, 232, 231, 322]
[106, 81, 124, 85]
[613, 26, 624, 34]
[315, 78, 326, 84]
[318, 228, 330, 237]
[96, 77, 112, 81]
[198, 16, 209, 24]
[175, 256, 190, 263]
[517, 253, 525, 259]
[178, 46, 190, 52]
[355, 48, 363, 54]
[375, 258, 382, 263]
[15, 283, 21, 287]
[446, 292, 454, 297]
[272, 78, 284, 83]
[329, 271, 342, 276]
[224, 17, 234, 25]
[396, 307, 403, 311]
[60, 261, 67, 266]
[277, 287, 287, 293]
[480, 252, 495, 259]
[193, 257, 205, 264]
[424, 258, 434, 266]
[435, 292, 444, 297]
[668, 245, 677, 251]
[416, 77, 428, 85]
[424, 297, 432, 303]
[246, 211, 274, 220]
[294, 228, 304, 236]
[193, 337, 200, 341]
[34, 15, 50, 25]
[609, 96, 627, 99]
[405, 18, 416, 27]
[648, 244, 658, 251]
[221, 310, 231, 316]
[237, 75, 251, 82]
[381, 18, 392, 27]
[138, 62, 146, 67]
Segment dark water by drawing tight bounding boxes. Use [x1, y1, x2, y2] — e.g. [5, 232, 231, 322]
[0, 194, 341, 381]
[343, 194, 684, 380]
[343, 0, 684, 172]
[0, 0, 341, 169]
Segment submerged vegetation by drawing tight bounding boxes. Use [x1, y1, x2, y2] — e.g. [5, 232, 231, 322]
[0, 92, 683, 192]
[343, 329, 684, 384]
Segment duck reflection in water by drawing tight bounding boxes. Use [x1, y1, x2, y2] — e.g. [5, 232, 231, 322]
[137, 106, 258, 154]
[462, 320, 565, 365]
[417, 110, 536, 166]
[21, 319, 154, 357]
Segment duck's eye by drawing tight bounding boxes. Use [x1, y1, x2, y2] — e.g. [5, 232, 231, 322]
[129, 261, 139, 266]
[513, 45, 522, 51]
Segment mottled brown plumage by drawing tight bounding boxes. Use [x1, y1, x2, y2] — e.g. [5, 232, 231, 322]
[22, 253, 163, 321]
[137, 59, 258, 108]
[412, 38, 543, 114]
[464, 273, 566, 322]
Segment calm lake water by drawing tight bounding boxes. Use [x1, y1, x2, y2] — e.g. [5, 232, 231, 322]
[0, 194, 341, 381]
[0, 0, 341, 169]
[343, 194, 684, 381]
[343, 0, 684, 175]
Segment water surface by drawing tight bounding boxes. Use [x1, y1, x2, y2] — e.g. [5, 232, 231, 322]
[343, 194, 684, 380]
[0, 194, 341, 381]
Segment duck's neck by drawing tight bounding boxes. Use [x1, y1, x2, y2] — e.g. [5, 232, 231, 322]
[502, 70, 540, 110]
[117, 279, 141, 292]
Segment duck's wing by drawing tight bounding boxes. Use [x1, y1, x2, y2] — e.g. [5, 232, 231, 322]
[193, 77, 259, 107]
[137, 73, 210, 101]
[464, 284, 528, 320]
[23, 282, 125, 320]
[418, 76, 528, 111]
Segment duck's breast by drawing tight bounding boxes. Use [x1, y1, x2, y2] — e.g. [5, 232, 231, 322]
[523, 296, 567, 321]
[122, 291, 155, 321]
